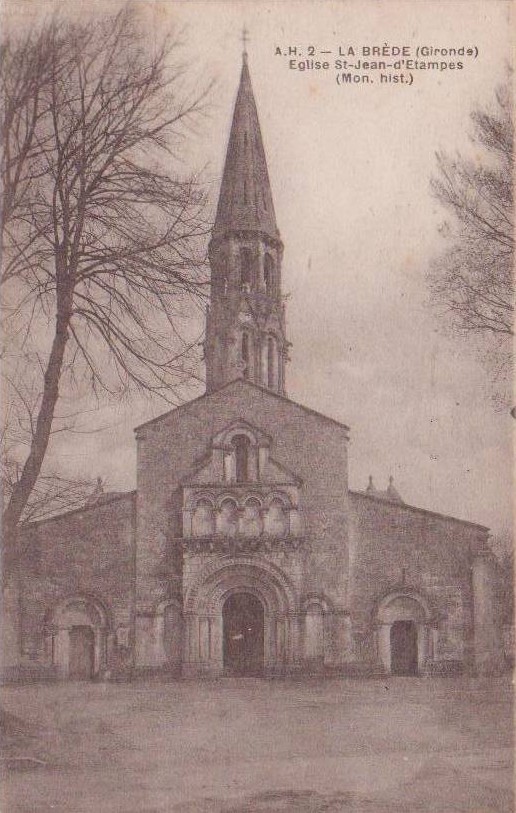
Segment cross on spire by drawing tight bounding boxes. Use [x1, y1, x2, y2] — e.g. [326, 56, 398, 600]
[241, 25, 249, 60]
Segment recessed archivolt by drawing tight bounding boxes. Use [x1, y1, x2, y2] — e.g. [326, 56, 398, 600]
[154, 597, 183, 617]
[375, 589, 433, 624]
[48, 594, 110, 629]
[301, 593, 335, 614]
[191, 491, 217, 507]
[214, 421, 270, 450]
[184, 555, 298, 615]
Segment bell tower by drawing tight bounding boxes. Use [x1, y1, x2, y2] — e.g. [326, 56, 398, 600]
[205, 47, 288, 395]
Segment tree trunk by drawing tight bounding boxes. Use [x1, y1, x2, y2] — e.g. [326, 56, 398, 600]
[2, 295, 72, 546]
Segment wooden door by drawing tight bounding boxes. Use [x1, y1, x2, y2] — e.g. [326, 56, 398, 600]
[390, 620, 418, 675]
[223, 593, 264, 675]
[69, 625, 95, 679]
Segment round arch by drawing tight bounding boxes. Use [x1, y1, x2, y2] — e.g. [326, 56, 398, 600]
[375, 589, 435, 675]
[48, 594, 110, 679]
[50, 593, 110, 629]
[220, 426, 258, 449]
[301, 593, 334, 614]
[183, 556, 299, 677]
[154, 598, 184, 673]
[185, 556, 297, 616]
[300, 594, 334, 666]
[264, 491, 291, 509]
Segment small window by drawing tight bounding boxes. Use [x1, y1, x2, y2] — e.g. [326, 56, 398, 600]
[240, 248, 253, 290]
[233, 434, 251, 482]
[264, 254, 275, 296]
[242, 332, 250, 379]
[267, 336, 276, 389]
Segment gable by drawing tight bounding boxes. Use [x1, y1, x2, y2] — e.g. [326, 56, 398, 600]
[182, 416, 301, 488]
[135, 379, 350, 518]
[134, 378, 350, 437]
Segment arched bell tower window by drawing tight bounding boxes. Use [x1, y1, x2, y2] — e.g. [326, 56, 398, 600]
[242, 332, 250, 379]
[267, 335, 276, 389]
[264, 254, 275, 297]
[240, 248, 253, 291]
[232, 434, 250, 482]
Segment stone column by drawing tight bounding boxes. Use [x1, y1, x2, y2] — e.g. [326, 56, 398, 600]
[209, 615, 223, 676]
[54, 628, 70, 678]
[153, 613, 166, 666]
[261, 337, 268, 386]
[417, 623, 429, 672]
[377, 623, 391, 673]
[302, 608, 323, 673]
[330, 611, 354, 667]
[287, 612, 303, 671]
[182, 613, 198, 677]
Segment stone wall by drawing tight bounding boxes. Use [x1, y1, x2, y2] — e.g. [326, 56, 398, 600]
[134, 379, 352, 669]
[348, 491, 489, 673]
[10, 493, 136, 679]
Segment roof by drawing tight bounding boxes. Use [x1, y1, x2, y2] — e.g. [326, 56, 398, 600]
[134, 377, 350, 434]
[349, 489, 489, 532]
[212, 54, 280, 242]
[19, 490, 136, 529]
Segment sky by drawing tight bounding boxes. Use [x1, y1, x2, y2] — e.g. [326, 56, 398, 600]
[4, 0, 514, 538]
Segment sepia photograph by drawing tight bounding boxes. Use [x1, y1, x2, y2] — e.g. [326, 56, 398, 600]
[0, 1, 513, 811]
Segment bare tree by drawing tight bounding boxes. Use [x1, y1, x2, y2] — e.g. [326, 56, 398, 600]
[1, 357, 97, 533]
[0, 22, 56, 248]
[2, 463, 94, 526]
[427, 82, 514, 395]
[1, 6, 210, 545]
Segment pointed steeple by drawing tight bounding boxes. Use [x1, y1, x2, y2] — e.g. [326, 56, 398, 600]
[213, 53, 279, 241]
[205, 47, 288, 396]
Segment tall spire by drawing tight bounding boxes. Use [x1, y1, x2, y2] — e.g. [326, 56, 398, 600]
[205, 48, 288, 396]
[212, 48, 280, 242]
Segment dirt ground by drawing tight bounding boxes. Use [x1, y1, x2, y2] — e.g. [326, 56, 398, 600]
[1, 675, 513, 813]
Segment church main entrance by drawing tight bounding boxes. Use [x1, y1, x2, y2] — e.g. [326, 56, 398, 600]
[68, 625, 95, 679]
[390, 620, 418, 675]
[223, 593, 264, 675]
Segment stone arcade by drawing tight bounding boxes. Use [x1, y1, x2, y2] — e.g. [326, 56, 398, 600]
[3, 50, 504, 681]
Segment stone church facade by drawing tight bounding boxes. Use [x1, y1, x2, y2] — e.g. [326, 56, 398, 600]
[4, 52, 504, 681]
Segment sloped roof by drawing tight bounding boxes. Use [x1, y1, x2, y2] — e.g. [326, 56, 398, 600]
[134, 377, 350, 434]
[349, 489, 489, 531]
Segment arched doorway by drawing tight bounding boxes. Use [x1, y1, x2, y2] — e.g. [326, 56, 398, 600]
[69, 626, 95, 679]
[390, 620, 418, 675]
[223, 593, 264, 675]
[183, 557, 298, 677]
[376, 591, 433, 675]
[49, 595, 108, 679]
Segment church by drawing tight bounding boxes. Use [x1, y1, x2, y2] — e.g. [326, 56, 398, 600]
[4, 50, 504, 681]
